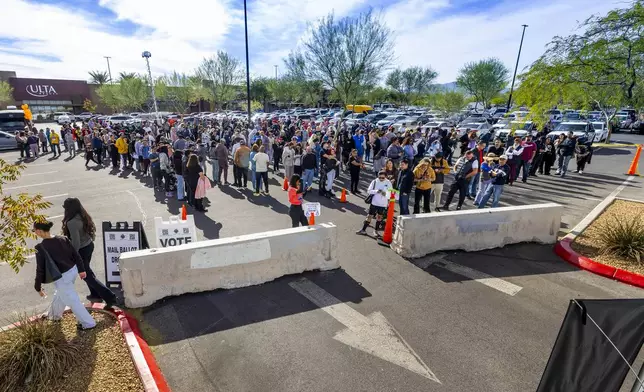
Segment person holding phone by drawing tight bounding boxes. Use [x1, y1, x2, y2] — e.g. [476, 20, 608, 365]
[33, 221, 96, 330]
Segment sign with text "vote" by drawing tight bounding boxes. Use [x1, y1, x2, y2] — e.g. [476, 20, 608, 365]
[154, 215, 198, 248]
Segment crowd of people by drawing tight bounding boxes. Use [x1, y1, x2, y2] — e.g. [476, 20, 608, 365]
[15, 112, 592, 235]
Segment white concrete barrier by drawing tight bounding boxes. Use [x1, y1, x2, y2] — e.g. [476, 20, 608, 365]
[391, 203, 563, 258]
[119, 223, 339, 308]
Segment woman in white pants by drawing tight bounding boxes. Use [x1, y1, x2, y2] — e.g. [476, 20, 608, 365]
[33, 221, 96, 330]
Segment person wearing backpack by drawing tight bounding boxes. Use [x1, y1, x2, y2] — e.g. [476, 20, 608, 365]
[33, 220, 97, 330]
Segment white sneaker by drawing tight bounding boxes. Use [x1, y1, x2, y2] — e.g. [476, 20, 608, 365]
[579, 170, 583, 174]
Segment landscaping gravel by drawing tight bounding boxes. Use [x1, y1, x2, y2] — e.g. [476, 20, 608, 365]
[572, 199, 644, 275]
[47, 311, 144, 392]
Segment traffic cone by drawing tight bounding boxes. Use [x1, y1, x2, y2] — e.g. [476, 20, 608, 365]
[283, 177, 289, 191]
[181, 204, 187, 220]
[308, 213, 315, 225]
[339, 188, 347, 203]
[626, 144, 642, 176]
[381, 196, 396, 245]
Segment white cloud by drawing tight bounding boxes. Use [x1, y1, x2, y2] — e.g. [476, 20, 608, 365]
[0, 0, 625, 86]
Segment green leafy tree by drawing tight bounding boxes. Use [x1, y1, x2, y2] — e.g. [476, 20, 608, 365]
[386, 66, 438, 104]
[96, 84, 122, 112]
[0, 81, 13, 108]
[0, 160, 52, 273]
[515, 2, 644, 142]
[250, 77, 273, 110]
[156, 71, 209, 114]
[196, 51, 243, 109]
[95, 76, 148, 112]
[250, 100, 263, 112]
[268, 77, 299, 107]
[118, 72, 137, 81]
[285, 10, 393, 109]
[88, 70, 110, 85]
[434, 91, 467, 117]
[456, 58, 509, 109]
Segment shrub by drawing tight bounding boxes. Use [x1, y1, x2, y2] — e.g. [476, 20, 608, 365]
[0, 315, 80, 392]
[597, 215, 644, 263]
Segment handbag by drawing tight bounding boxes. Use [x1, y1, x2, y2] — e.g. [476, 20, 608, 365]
[39, 244, 62, 284]
[364, 194, 373, 204]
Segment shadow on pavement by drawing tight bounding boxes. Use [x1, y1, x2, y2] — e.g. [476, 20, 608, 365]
[594, 148, 633, 156]
[414, 243, 578, 283]
[137, 268, 370, 345]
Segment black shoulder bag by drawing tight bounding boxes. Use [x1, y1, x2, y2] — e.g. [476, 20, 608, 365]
[38, 244, 63, 284]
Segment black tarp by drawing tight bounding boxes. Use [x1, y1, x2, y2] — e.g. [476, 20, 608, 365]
[537, 299, 644, 392]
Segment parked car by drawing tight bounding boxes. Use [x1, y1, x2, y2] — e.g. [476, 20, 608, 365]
[76, 112, 93, 121]
[0, 130, 18, 150]
[547, 122, 596, 144]
[52, 112, 73, 122]
[376, 115, 407, 128]
[57, 114, 74, 124]
[108, 115, 133, 125]
[363, 113, 388, 124]
[456, 122, 491, 136]
[592, 122, 608, 142]
[495, 121, 537, 142]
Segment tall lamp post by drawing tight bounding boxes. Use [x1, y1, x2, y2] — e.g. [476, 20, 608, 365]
[506, 24, 528, 111]
[104, 56, 113, 84]
[142, 51, 159, 123]
[243, 0, 252, 123]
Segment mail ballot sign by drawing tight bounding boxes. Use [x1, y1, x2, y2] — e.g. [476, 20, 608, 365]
[154, 215, 198, 248]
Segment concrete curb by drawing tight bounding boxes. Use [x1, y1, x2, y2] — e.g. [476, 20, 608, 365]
[0, 304, 171, 392]
[554, 179, 644, 289]
[90, 303, 171, 392]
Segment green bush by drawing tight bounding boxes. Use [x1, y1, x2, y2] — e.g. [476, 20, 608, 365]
[597, 215, 644, 263]
[0, 315, 80, 392]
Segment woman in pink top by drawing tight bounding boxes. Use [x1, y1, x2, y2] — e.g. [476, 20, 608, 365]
[288, 174, 309, 227]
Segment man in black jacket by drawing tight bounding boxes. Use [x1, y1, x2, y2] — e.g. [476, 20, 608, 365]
[396, 158, 414, 215]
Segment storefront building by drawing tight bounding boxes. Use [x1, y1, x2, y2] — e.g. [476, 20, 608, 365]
[3, 74, 91, 116]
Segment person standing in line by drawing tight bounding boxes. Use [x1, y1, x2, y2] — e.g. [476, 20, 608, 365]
[487, 138, 505, 157]
[64, 130, 75, 157]
[214, 140, 229, 185]
[196, 139, 208, 177]
[84, 136, 98, 167]
[474, 153, 497, 206]
[173, 150, 185, 201]
[272, 138, 283, 173]
[301, 146, 317, 193]
[386, 137, 404, 167]
[186, 154, 208, 212]
[287, 174, 309, 227]
[348, 149, 364, 194]
[149, 147, 163, 191]
[282, 142, 295, 181]
[38, 129, 48, 154]
[478, 155, 510, 208]
[115, 133, 128, 169]
[293, 144, 303, 176]
[556, 132, 576, 178]
[33, 220, 97, 330]
[91, 131, 103, 165]
[412, 158, 436, 214]
[62, 198, 117, 308]
[250, 144, 259, 193]
[575, 141, 590, 174]
[539, 137, 555, 175]
[356, 170, 393, 237]
[384, 159, 398, 188]
[442, 150, 479, 211]
[233, 140, 250, 187]
[108, 134, 119, 169]
[429, 152, 449, 212]
[518, 135, 536, 183]
[467, 141, 486, 199]
[323, 149, 339, 198]
[27, 132, 39, 158]
[254, 146, 271, 195]
[50, 130, 61, 158]
[140, 139, 151, 175]
[529, 136, 545, 177]
[208, 141, 220, 185]
[396, 158, 414, 215]
[505, 137, 523, 185]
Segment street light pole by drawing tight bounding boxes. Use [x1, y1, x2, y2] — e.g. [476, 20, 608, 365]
[506, 24, 528, 111]
[142, 51, 159, 123]
[274, 65, 278, 79]
[243, 0, 252, 124]
[104, 56, 113, 84]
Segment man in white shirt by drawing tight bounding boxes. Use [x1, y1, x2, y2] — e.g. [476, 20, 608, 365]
[253, 146, 271, 195]
[356, 170, 393, 237]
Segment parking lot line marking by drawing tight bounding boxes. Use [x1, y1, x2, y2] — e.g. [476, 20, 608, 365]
[22, 171, 58, 177]
[435, 260, 523, 296]
[46, 214, 64, 220]
[5, 181, 62, 190]
[43, 193, 68, 199]
[17, 162, 56, 167]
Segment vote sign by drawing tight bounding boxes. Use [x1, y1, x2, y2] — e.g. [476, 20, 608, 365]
[154, 215, 198, 248]
[303, 202, 321, 217]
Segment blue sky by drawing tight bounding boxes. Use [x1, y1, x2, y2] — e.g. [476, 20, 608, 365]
[0, 0, 622, 84]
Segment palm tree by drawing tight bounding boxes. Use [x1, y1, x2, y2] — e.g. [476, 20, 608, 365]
[119, 72, 138, 81]
[88, 70, 109, 85]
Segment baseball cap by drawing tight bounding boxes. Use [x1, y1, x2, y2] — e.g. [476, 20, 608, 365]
[499, 155, 508, 160]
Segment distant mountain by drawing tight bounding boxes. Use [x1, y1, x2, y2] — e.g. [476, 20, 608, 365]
[434, 82, 460, 92]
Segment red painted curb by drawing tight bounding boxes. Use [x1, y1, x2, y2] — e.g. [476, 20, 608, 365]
[554, 238, 644, 289]
[91, 303, 171, 392]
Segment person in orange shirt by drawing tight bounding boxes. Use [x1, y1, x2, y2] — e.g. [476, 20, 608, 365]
[287, 174, 308, 227]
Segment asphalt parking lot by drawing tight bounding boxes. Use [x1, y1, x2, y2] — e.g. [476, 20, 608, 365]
[1, 129, 643, 391]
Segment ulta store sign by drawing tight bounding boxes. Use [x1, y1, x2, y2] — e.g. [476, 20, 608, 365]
[25, 84, 58, 98]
